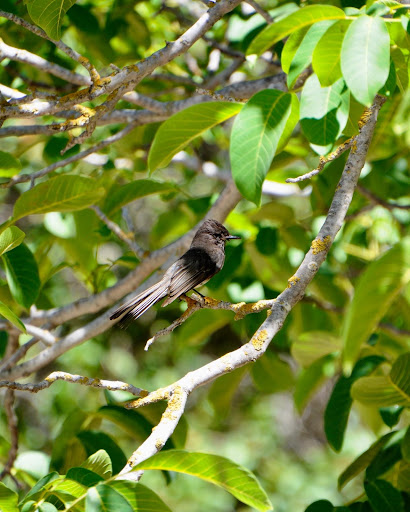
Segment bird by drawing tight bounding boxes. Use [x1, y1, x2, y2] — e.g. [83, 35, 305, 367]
[110, 219, 240, 328]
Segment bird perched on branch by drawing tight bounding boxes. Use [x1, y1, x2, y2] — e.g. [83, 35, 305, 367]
[110, 219, 240, 328]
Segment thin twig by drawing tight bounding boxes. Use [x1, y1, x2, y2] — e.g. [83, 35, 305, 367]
[92, 206, 145, 258]
[286, 136, 356, 183]
[0, 371, 146, 396]
[245, 0, 274, 23]
[357, 185, 410, 210]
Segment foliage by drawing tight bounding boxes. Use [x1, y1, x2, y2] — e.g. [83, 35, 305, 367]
[0, 0, 409, 511]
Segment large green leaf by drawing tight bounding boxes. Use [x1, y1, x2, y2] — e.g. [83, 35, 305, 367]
[135, 450, 272, 511]
[0, 227, 25, 257]
[340, 15, 390, 105]
[291, 331, 341, 368]
[148, 102, 242, 172]
[282, 21, 335, 88]
[324, 356, 385, 452]
[0, 482, 18, 512]
[0, 151, 22, 178]
[0, 301, 26, 333]
[81, 450, 112, 479]
[251, 351, 294, 393]
[230, 90, 298, 205]
[364, 479, 404, 512]
[351, 352, 410, 407]
[300, 75, 345, 146]
[96, 406, 153, 442]
[27, 0, 77, 40]
[104, 180, 176, 215]
[312, 20, 350, 86]
[2, 243, 41, 309]
[13, 175, 105, 221]
[342, 240, 410, 373]
[109, 481, 172, 512]
[77, 431, 127, 475]
[338, 432, 396, 490]
[247, 5, 345, 56]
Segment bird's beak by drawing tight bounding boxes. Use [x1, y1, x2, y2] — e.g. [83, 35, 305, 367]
[225, 235, 241, 240]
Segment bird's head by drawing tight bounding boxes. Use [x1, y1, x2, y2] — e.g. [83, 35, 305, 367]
[191, 219, 241, 248]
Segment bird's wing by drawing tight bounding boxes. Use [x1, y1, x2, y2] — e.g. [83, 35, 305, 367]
[162, 249, 217, 307]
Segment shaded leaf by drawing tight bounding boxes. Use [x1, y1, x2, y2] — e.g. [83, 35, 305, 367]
[66, 467, 104, 487]
[291, 331, 341, 368]
[247, 5, 345, 56]
[135, 450, 272, 511]
[341, 15, 390, 105]
[2, 244, 41, 309]
[109, 481, 172, 512]
[379, 406, 404, 428]
[81, 450, 112, 479]
[252, 351, 294, 393]
[338, 432, 396, 490]
[86, 483, 134, 512]
[0, 227, 25, 257]
[148, 102, 242, 172]
[104, 180, 176, 215]
[230, 90, 297, 205]
[364, 479, 404, 512]
[77, 431, 127, 475]
[325, 356, 385, 452]
[208, 366, 248, 419]
[13, 176, 105, 221]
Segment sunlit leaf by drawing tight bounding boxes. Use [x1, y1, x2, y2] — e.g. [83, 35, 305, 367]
[341, 15, 390, 105]
[0, 482, 18, 512]
[13, 176, 105, 221]
[81, 450, 112, 480]
[135, 450, 272, 511]
[230, 90, 297, 205]
[109, 481, 172, 512]
[148, 102, 242, 172]
[342, 240, 410, 373]
[0, 227, 25, 257]
[247, 5, 345, 56]
[0, 151, 22, 178]
[0, 301, 26, 332]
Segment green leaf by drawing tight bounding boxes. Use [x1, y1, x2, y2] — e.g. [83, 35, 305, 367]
[230, 90, 297, 205]
[148, 102, 242, 172]
[364, 479, 404, 512]
[81, 450, 112, 479]
[13, 175, 105, 221]
[247, 5, 345, 56]
[86, 483, 134, 512]
[104, 180, 176, 215]
[0, 301, 26, 332]
[305, 501, 334, 512]
[379, 406, 404, 428]
[402, 426, 410, 462]
[2, 243, 41, 309]
[351, 352, 410, 407]
[38, 503, 58, 512]
[300, 75, 345, 146]
[27, 0, 77, 40]
[0, 482, 18, 512]
[325, 356, 385, 452]
[391, 48, 409, 94]
[109, 481, 172, 512]
[338, 432, 396, 490]
[96, 406, 153, 443]
[77, 431, 127, 475]
[342, 240, 410, 373]
[22, 472, 60, 503]
[66, 467, 104, 487]
[135, 450, 272, 511]
[0, 151, 22, 178]
[341, 15, 390, 105]
[291, 331, 341, 368]
[0, 227, 25, 257]
[312, 20, 350, 87]
[252, 351, 294, 393]
[283, 20, 336, 88]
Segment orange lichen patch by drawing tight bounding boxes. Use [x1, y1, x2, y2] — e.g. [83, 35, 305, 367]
[311, 235, 332, 255]
[351, 139, 358, 153]
[287, 275, 300, 288]
[204, 296, 221, 307]
[140, 389, 149, 398]
[251, 329, 268, 351]
[233, 300, 272, 320]
[358, 107, 372, 129]
[155, 439, 164, 450]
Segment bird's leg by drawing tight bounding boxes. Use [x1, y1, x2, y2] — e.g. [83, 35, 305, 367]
[192, 289, 205, 299]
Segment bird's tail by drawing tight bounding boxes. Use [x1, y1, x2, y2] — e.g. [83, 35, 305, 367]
[110, 281, 167, 329]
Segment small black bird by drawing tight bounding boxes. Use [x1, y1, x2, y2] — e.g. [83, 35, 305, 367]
[110, 219, 240, 328]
